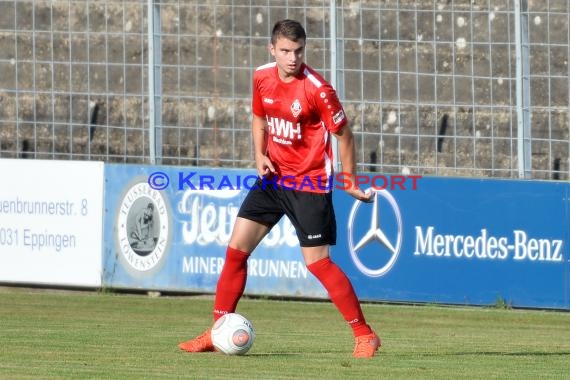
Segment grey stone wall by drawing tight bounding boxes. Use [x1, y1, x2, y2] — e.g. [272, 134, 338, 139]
[0, 1, 567, 179]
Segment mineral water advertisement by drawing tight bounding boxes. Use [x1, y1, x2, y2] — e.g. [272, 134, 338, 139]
[102, 164, 569, 309]
[102, 164, 327, 298]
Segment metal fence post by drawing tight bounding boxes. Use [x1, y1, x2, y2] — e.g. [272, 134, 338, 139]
[515, 0, 531, 178]
[330, 0, 344, 173]
[148, 0, 162, 164]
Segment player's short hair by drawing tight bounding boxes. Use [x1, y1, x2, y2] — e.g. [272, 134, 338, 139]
[271, 19, 306, 45]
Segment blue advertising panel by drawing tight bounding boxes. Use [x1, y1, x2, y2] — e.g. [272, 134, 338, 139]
[331, 175, 569, 309]
[103, 164, 569, 309]
[102, 164, 326, 298]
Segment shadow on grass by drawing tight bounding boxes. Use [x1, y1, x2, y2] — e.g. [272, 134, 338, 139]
[406, 351, 570, 357]
[247, 352, 306, 357]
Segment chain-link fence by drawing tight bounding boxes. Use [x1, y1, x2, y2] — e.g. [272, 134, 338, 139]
[0, 1, 568, 179]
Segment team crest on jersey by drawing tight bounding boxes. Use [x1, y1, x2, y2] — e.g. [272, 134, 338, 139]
[290, 99, 302, 118]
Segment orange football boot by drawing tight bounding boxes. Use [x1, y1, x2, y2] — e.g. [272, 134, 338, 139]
[178, 329, 216, 352]
[352, 331, 381, 358]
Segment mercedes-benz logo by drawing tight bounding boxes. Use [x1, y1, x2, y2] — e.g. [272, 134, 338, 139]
[347, 188, 403, 277]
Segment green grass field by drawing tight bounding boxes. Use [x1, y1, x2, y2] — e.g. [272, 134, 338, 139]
[0, 287, 569, 379]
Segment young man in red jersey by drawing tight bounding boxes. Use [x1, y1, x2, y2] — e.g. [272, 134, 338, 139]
[179, 19, 380, 358]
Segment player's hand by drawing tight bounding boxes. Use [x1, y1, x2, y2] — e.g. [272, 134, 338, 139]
[256, 155, 275, 178]
[346, 187, 374, 203]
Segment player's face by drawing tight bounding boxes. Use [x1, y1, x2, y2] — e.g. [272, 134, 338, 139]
[270, 37, 305, 80]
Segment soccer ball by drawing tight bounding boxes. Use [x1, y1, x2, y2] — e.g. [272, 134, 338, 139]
[211, 313, 255, 355]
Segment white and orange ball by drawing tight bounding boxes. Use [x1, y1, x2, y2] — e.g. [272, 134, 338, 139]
[211, 313, 255, 355]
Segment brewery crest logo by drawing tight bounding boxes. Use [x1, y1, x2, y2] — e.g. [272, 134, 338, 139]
[117, 181, 170, 273]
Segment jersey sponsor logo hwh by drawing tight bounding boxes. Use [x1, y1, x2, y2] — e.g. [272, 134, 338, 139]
[267, 116, 302, 143]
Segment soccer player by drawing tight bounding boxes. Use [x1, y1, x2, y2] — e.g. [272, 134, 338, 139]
[179, 19, 380, 358]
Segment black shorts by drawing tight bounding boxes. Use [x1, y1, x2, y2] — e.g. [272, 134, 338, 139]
[237, 177, 337, 247]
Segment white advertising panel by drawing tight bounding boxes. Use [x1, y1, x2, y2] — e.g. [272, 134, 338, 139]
[0, 159, 104, 286]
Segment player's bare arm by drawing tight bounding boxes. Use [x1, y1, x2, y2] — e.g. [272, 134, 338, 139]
[333, 125, 373, 203]
[252, 114, 275, 177]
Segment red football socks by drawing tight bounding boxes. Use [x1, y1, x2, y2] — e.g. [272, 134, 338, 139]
[213, 247, 249, 321]
[307, 257, 373, 337]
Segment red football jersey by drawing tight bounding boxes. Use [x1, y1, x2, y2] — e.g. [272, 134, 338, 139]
[252, 62, 348, 193]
